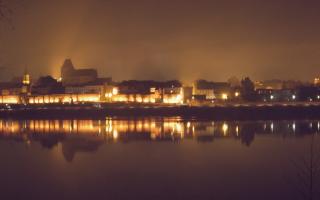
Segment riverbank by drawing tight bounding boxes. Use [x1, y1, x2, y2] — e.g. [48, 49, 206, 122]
[0, 102, 320, 120]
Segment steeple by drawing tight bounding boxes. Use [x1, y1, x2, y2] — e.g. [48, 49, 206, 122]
[62, 59, 74, 69]
[22, 67, 30, 85]
[61, 58, 75, 79]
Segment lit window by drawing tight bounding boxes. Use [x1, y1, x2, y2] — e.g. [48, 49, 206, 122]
[222, 93, 228, 100]
[112, 87, 119, 95]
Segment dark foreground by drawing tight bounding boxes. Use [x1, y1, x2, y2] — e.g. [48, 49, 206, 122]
[0, 103, 320, 120]
[0, 118, 320, 200]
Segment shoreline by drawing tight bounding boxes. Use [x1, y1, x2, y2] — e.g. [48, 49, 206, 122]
[0, 103, 320, 120]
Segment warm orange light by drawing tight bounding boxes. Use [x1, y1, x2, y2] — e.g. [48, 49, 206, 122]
[112, 87, 119, 95]
[0, 96, 19, 104]
[22, 74, 30, 85]
[222, 93, 228, 100]
[222, 123, 228, 136]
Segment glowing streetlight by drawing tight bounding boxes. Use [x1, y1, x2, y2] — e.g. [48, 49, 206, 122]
[235, 126, 239, 136]
[292, 123, 296, 132]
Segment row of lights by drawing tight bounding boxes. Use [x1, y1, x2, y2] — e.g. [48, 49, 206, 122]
[270, 94, 320, 100]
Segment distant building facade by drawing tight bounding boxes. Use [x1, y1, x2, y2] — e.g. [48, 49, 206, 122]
[255, 80, 283, 90]
[31, 76, 64, 95]
[111, 80, 183, 104]
[65, 78, 112, 101]
[256, 88, 297, 102]
[193, 80, 232, 100]
[28, 93, 100, 104]
[255, 79, 302, 90]
[0, 70, 33, 104]
[315, 77, 320, 86]
[61, 59, 98, 86]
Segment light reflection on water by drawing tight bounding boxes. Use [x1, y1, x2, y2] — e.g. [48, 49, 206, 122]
[1, 118, 320, 200]
[1, 118, 319, 137]
[0, 118, 319, 162]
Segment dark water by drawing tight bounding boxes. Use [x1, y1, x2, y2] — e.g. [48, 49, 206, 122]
[0, 118, 320, 200]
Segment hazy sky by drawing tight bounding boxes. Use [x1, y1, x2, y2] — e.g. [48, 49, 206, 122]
[0, 0, 320, 83]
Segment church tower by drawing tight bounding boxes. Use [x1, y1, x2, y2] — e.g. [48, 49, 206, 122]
[21, 68, 31, 96]
[22, 68, 30, 85]
[61, 59, 75, 80]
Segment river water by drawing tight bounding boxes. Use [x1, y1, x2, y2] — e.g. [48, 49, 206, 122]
[0, 118, 319, 200]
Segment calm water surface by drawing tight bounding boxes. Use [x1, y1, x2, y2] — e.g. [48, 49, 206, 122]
[0, 118, 320, 200]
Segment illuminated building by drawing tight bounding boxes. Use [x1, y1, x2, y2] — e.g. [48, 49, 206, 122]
[21, 70, 31, 95]
[161, 86, 184, 104]
[255, 80, 302, 90]
[112, 87, 118, 95]
[256, 88, 298, 102]
[193, 80, 231, 101]
[254, 80, 283, 90]
[65, 79, 112, 101]
[221, 93, 228, 100]
[28, 94, 101, 104]
[315, 77, 320, 86]
[22, 69, 30, 85]
[17, 79, 184, 105]
[59, 59, 112, 101]
[182, 86, 193, 103]
[193, 80, 214, 100]
[162, 93, 182, 104]
[0, 70, 32, 104]
[61, 59, 98, 86]
[112, 80, 184, 104]
[111, 93, 158, 103]
[0, 95, 20, 104]
[0, 71, 32, 96]
[0, 82, 23, 96]
[65, 84, 104, 94]
[31, 76, 64, 95]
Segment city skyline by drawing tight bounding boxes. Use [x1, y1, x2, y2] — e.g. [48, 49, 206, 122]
[1, 2, 320, 200]
[0, 57, 318, 84]
[0, 0, 320, 82]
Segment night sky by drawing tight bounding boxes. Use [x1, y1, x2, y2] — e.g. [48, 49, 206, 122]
[0, 0, 320, 83]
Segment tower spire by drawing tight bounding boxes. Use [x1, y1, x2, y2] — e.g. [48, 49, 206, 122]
[22, 66, 30, 85]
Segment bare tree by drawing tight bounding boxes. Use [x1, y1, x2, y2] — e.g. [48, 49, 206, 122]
[0, 0, 23, 28]
[0, 0, 12, 22]
[289, 135, 320, 200]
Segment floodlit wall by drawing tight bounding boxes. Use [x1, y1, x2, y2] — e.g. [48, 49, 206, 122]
[28, 94, 101, 104]
[0, 95, 20, 104]
[111, 94, 157, 103]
